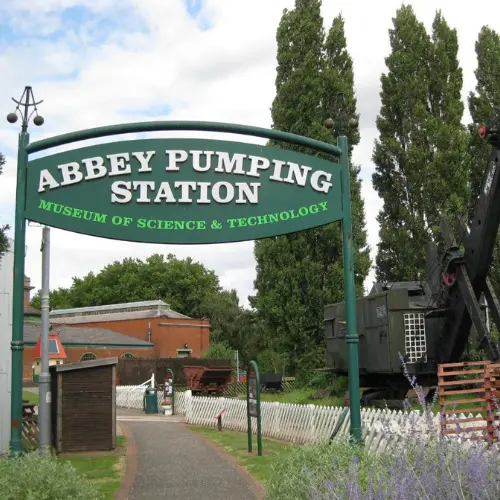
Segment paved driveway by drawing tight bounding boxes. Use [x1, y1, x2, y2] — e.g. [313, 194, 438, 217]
[126, 421, 258, 500]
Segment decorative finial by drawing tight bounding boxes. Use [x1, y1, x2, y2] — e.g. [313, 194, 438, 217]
[6, 86, 44, 132]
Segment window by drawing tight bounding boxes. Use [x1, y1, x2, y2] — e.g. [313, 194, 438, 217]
[177, 349, 192, 358]
[120, 352, 136, 360]
[403, 313, 427, 363]
[48, 339, 59, 354]
[80, 352, 97, 362]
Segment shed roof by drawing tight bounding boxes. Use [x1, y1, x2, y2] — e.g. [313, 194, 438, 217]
[24, 323, 154, 347]
[51, 357, 118, 373]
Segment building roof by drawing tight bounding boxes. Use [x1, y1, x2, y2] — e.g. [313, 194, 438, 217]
[24, 323, 154, 347]
[33, 331, 67, 359]
[49, 299, 191, 324]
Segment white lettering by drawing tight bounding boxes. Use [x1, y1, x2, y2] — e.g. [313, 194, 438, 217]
[165, 150, 188, 171]
[214, 152, 246, 175]
[191, 151, 214, 173]
[247, 155, 270, 178]
[284, 162, 312, 186]
[38, 169, 60, 192]
[196, 182, 211, 204]
[133, 181, 155, 203]
[58, 162, 83, 187]
[111, 181, 132, 203]
[154, 182, 175, 203]
[235, 183, 260, 204]
[174, 181, 198, 203]
[212, 182, 234, 203]
[132, 151, 156, 173]
[107, 153, 131, 176]
[310, 170, 333, 193]
[270, 159, 285, 181]
[82, 157, 107, 180]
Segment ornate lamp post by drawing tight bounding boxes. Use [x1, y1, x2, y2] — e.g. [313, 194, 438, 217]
[6, 86, 44, 453]
[325, 93, 363, 445]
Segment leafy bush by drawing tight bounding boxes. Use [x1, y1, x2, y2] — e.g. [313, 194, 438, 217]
[0, 452, 102, 500]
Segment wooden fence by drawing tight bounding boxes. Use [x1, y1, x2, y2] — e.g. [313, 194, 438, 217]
[438, 361, 500, 442]
[22, 415, 39, 452]
[116, 357, 231, 386]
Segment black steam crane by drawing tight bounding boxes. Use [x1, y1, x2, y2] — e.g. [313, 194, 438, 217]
[324, 113, 500, 407]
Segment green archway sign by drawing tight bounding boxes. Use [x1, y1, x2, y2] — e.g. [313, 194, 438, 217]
[8, 115, 362, 452]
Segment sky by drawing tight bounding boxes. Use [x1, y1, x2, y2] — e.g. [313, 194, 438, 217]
[0, 0, 498, 310]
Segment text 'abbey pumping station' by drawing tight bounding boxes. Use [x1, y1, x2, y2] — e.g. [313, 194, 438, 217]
[26, 138, 343, 244]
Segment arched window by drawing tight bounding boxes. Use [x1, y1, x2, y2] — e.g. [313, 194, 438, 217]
[120, 352, 136, 360]
[80, 352, 97, 362]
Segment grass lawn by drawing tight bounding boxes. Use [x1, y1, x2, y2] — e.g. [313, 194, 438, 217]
[22, 390, 40, 405]
[189, 425, 291, 485]
[259, 388, 344, 407]
[59, 435, 127, 500]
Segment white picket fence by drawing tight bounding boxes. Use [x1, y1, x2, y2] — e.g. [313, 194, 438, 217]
[184, 396, 497, 453]
[115, 384, 497, 454]
[116, 380, 188, 414]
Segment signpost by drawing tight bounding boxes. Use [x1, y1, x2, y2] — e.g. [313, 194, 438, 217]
[247, 360, 262, 456]
[6, 86, 363, 453]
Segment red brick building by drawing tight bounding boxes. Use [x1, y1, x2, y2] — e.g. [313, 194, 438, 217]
[22, 277, 210, 383]
[49, 300, 210, 358]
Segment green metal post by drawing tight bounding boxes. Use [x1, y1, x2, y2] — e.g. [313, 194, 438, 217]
[255, 363, 262, 457]
[10, 130, 29, 454]
[247, 360, 262, 456]
[338, 135, 363, 445]
[247, 366, 252, 453]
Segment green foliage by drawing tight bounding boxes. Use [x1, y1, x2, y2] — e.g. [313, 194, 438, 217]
[0, 151, 10, 261]
[256, 350, 286, 374]
[201, 342, 236, 374]
[0, 452, 102, 500]
[372, 6, 469, 282]
[252, 2, 371, 376]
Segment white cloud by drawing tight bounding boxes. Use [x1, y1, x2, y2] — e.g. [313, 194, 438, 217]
[1, 0, 498, 310]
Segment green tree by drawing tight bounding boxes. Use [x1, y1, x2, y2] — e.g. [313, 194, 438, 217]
[0, 152, 10, 261]
[34, 253, 222, 317]
[30, 252, 262, 361]
[251, 2, 371, 377]
[468, 26, 500, 295]
[372, 6, 469, 282]
[201, 342, 237, 374]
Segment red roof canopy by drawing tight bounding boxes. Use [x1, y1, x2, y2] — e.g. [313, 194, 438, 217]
[33, 331, 67, 359]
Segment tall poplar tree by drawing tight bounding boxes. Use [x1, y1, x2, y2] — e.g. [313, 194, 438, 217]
[372, 6, 468, 283]
[468, 26, 500, 293]
[251, 2, 370, 378]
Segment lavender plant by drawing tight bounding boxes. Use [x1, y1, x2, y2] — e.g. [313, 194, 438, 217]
[266, 355, 500, 500]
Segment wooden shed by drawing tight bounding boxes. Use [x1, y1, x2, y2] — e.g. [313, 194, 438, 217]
[50, 357, 118, 453]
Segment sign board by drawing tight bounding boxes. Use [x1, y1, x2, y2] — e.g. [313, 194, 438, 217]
[248, 375, 258, 417]
[7, 118, 362, 453]
[247, 360, 262, 455]
[25, 138, 343, 244]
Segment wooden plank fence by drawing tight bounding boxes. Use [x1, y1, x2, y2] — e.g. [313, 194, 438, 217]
[438, 361, 500, 442]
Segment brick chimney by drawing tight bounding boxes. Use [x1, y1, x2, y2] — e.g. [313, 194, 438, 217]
[24, 275, 34, 308]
